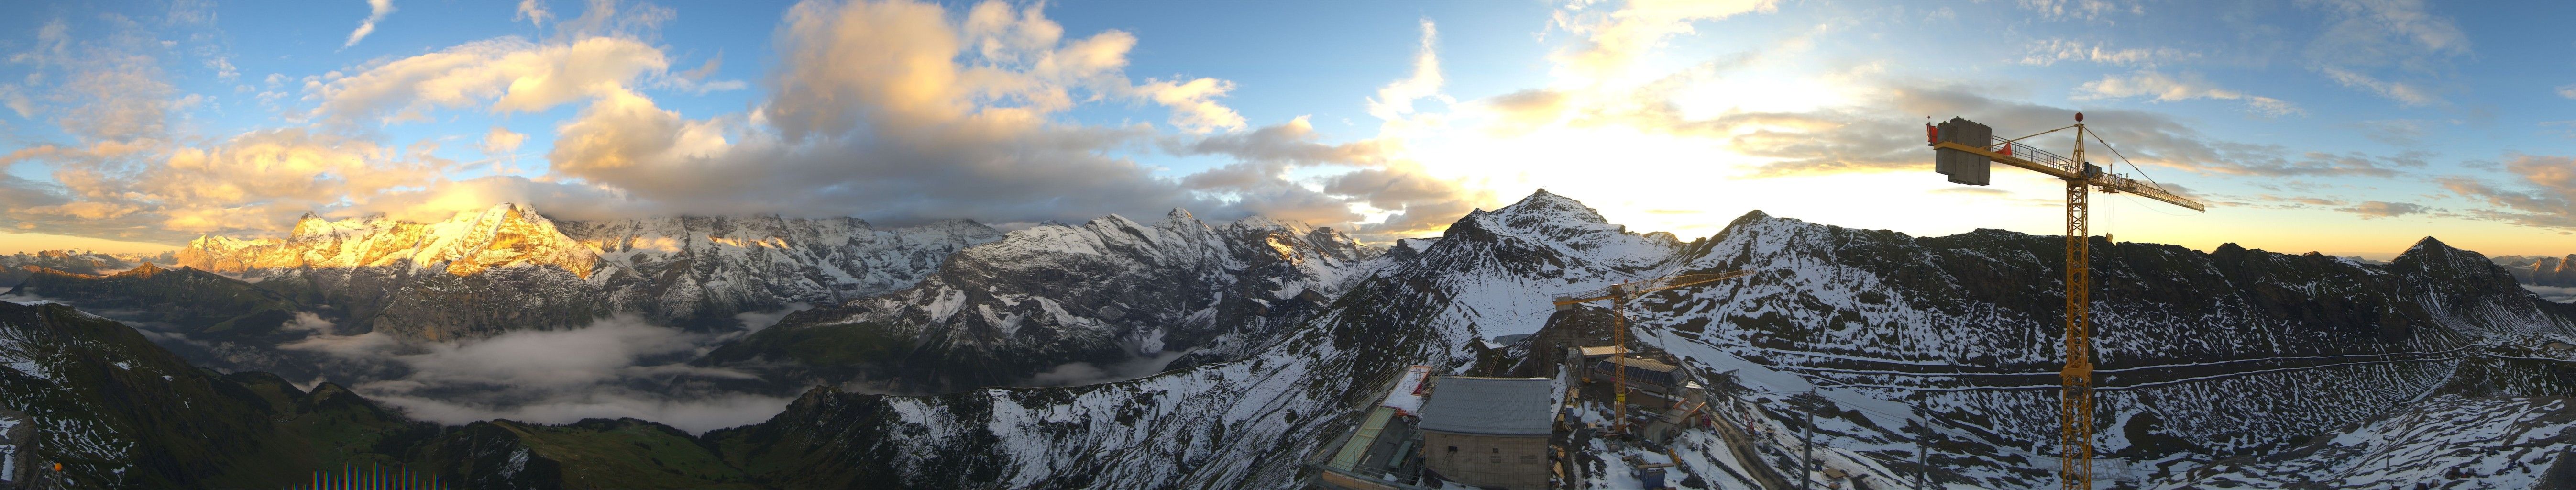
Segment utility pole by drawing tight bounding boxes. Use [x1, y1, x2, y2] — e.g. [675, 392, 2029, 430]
[1915, 406, 1931, 490]
[1800, 390, 1817, 489]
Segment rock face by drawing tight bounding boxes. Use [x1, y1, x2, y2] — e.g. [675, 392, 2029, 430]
[163, 204, 1002, 340]
[701, 209, 1384, 393]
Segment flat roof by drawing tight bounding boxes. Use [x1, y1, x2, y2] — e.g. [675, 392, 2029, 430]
[1418, 377, 1555, 436]
[1606, 356, 1678, 372]
[1577, 345, 1628, 357]
[1381, 365, 1431, 415]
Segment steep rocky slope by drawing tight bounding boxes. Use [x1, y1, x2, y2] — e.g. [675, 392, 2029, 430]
[0, 300, 437, 488]
[701, 210, 1383, 393]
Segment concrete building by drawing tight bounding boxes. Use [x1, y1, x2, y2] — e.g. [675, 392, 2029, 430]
[1418, 377, 1555, 490]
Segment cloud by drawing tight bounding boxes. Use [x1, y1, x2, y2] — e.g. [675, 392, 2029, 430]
[2018, 39, 2197, 67]
[2318, 67, 2438, 107]
[308, 36, 670, 125]
[2017, 0, 2139, 23]
[281, 312, 338, 333]
[1548, 0, 1778, 85]
[2352, 119, 2453, 146]
[1019, 349, 1189, 387]
[1321, 163, 1490, 238]
[6, 0, 1464, 247]
[478, 126, 528, 155]
[551, 0, 672, 42]
[10, 14, 182, 143]
[765, 0, 1241, 138]
[2341, 200, 2430, 219]
[1367, 20, 1447, 121]
[2, 122, 457, 241]
[516, 0, 1275, 228]
[2303, 1, 2464, 107]
[2442, 154, 2576, 231]
[1477, 89, 1571, 134]
[1168, 116, 1386, 167]
[363, 391, 790, 435]
[2526, 285, 2576, 303]
[514, 0, 550, 27]
[283, 314, 793, 434]
[1729, 87, 2439, 180]
[344, 0, 395, 48]
[278, 330, 401, 358]
[732, 303, 811, 334]
[2305, 0, 2468, 72]
[658, 52, 744, 93]
[2073, 70, 2302, 116]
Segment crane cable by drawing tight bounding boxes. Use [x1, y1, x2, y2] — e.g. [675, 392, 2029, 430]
[2089, 132, 2200, 218]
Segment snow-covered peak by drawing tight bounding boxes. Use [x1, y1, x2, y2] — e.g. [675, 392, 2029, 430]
[2391, 235, 2501, 277]
[1491, 188, 1608, 224]
[173, 202, 598, 278]
[1226, 215, 1309, 234]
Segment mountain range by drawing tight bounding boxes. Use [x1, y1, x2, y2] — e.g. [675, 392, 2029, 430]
[2496, 254, 2576, 288]
[4, 190, 2573, 489]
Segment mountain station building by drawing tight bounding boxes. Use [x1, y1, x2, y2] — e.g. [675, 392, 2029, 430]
[1417, 376, 1557, 490]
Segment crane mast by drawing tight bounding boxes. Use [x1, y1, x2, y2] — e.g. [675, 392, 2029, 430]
[1926, 113, 2204, 490]
[1552, 270, 1752, 434]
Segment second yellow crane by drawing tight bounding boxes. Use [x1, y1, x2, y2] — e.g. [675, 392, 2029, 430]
[1553, 269, 1752, 434]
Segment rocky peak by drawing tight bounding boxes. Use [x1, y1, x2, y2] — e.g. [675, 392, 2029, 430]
[288, 212, 328, 237]
[2394, 236, 2482, 270]
[119, 261, 167, 278]
[1493, 188, 1610, 224]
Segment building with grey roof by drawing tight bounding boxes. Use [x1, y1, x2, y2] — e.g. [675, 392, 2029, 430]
[1417, 377, 1556, 489]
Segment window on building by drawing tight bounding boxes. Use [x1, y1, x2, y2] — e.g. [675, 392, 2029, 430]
[1490, 455, 1502, 463]
[1492, 448, 1500, 453]
[1447, 446, 1457, 453]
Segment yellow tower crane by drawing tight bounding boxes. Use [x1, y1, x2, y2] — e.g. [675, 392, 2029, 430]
[1552, 269, 1752, 434]
[1926, 113, 2205, 490]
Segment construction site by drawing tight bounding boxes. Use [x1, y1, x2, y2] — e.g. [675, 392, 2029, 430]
[1300, 114, 2212, 490]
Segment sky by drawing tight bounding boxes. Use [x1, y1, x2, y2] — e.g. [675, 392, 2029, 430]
[0, 0, 2572, 260]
